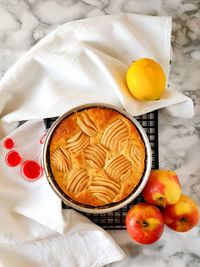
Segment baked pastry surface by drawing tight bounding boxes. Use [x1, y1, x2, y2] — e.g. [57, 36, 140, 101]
[50, 108, 146, 206]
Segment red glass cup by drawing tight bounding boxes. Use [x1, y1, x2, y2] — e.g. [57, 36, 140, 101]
[4, 138, 15, 150]
[5, 150, 22, 167]
[20, 160, 43, 182]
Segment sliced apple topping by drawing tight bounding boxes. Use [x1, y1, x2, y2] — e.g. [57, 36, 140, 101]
[105, 154, 132, 182]
[101, 119, 129, 151]
[77, 112, 98, 137]
[51, 147, 72, 172]
[89, 176, 120, 204]
[128, 144, 143, 168]
[84, 144, 107, 168]
[66, 168, 89, 195]
[66, 131, 90, 154]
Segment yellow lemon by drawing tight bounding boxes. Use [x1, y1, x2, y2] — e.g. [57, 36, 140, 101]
[126, 58, 166, 101]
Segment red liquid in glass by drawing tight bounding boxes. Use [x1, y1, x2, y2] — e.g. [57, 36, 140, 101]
[22, 161, 42, 180]
[4, 138, 15, 149]
[5, 150, 22, 167]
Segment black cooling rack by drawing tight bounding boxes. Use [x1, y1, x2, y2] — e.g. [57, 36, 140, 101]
[44, 110, 159, 230]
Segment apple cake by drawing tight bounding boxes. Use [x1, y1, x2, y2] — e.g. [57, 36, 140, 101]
[49, 108, 146, 206]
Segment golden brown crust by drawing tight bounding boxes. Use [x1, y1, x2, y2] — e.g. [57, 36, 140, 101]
[50, 108, 146, 206]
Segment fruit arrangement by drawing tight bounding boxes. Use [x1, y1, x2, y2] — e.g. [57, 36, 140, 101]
[126, 170, 199, 245]
[125, 59, 199, 244]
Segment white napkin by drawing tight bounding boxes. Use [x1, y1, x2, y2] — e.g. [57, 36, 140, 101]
[0, 13, 194, 267]
[0, 120, 125, 267]
[0, 13, 193, 139]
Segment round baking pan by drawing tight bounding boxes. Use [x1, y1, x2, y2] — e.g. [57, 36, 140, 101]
[42, 103, 152, 214]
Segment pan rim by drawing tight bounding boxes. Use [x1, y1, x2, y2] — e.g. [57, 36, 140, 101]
[42, 103, 152, 214]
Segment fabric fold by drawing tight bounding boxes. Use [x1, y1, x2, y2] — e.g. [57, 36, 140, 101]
[0, 120, 125, 267]
[0, 13, 193, 139]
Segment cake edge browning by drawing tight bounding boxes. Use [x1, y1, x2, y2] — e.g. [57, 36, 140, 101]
[49, 107, 146, 207]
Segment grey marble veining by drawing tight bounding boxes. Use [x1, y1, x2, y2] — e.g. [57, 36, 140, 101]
[0, 0, 199, 266]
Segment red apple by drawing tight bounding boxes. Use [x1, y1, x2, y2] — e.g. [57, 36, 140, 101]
[162, 194, 199, 232]
[126, 203, 164, 244]
[142, 170, 181, 207]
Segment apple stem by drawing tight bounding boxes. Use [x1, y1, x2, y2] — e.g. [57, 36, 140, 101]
[179, 217, 186, 223]
[179, 217, 192, 225]
[142, 221, 149, 228]
[157, 196, 166, 207]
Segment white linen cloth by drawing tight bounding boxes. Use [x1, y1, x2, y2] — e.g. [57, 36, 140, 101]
[0, 13, 193, 139]
[0, 120, 125, 267]
[0, 13, 194, 267]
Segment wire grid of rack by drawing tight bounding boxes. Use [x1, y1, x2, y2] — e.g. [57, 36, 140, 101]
[44, 110, 159, 230]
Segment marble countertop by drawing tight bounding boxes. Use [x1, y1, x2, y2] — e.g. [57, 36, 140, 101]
[0, 0, 199, 266]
